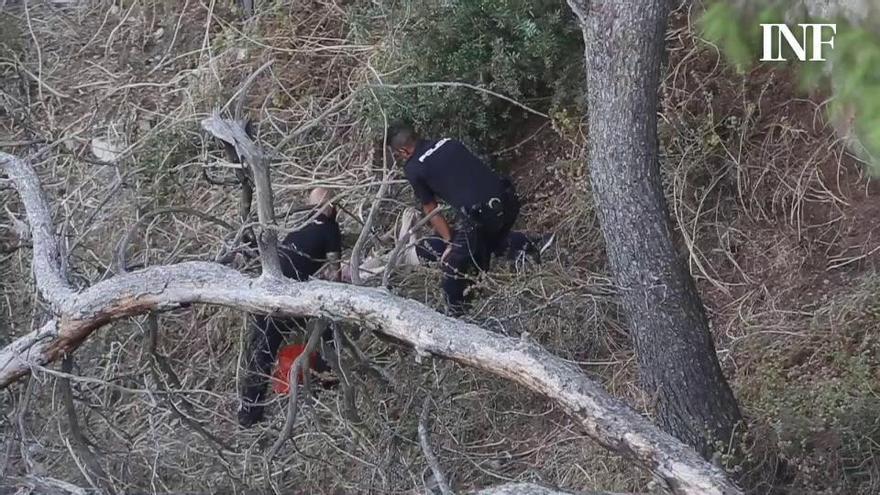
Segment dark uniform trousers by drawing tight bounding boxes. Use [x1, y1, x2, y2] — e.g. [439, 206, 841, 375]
[443, 187, 521, 314]
[240, 315, 332, 418]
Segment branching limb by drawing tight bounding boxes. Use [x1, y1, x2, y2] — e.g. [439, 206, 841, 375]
[473, 482, 633, 495]
[201, 115, 282, 277]
[322, 323, 361, 423]
[337, 328, 396, 387]
[141, 313, 234, 453]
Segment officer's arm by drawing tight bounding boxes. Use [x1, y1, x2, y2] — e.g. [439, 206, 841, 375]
[423, 200, 452, 242]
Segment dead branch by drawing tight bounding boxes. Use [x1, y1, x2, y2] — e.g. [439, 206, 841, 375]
[2, 476, 92, 495]
[0, 152, 741, 495]
[322, 323, 361, 423]
[115, 207, 236, 273]
[349, 118, 391, 286]
[141, 313, 235, 453]
[224, 59, 274, 120]
[269, 319, 327, 457]
[419, 398, 453, 495]
[371, 82, 550, 119]
[236, 0, 255, 17]
[59, 355, 116, 494]
[201, 114, 282, 277]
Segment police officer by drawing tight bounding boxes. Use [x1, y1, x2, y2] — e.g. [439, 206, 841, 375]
[389, 123, 521, 315]
[239, 187, 342, 427]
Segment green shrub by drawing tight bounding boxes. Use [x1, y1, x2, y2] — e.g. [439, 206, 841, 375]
[357, 0, 583, 152]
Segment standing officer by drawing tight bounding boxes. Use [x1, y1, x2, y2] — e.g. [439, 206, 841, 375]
[239, 187, 342, 427]
[389, 123, 521, 315]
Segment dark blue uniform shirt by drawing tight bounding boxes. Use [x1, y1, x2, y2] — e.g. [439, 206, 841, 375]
[404, 139, 505, 209]
[278, 213, 342, 281]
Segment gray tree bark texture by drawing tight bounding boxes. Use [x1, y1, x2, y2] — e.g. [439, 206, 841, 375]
[0, 152, 741, 495]
[580, 0, 743, 458]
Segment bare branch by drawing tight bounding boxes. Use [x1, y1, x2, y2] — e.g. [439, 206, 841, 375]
[322, 323, 361, 423]
[224, 59, 275, 120]
[59, 355, 116, 494]
[265, 318, 328, 491]
[371, 82, 550, 119]
[142, 314, 234, 453]
[382, 206, 446, 286]
[236, 0, 255, 17]
[201, 114, 282, 278]
[115, 207, 236, 273]
[419, 398, 453, 495]
[0, 153, 741, 495]
[349, 116, 391, 286]
[1, 152, 75, 312]
[2, 476, 92, 495]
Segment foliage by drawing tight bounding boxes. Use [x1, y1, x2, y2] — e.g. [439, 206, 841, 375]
[699, 1, 880, 174]
[356, 0, 583, 152]
[739, 277, 880, 492]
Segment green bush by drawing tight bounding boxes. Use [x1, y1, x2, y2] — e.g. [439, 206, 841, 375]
[357, 0, 583, 152]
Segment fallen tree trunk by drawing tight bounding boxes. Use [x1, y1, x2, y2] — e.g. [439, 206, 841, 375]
[0, 152, 741, 495]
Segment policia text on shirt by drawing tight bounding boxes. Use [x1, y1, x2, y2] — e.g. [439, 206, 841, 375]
[389, 123, 521, 315]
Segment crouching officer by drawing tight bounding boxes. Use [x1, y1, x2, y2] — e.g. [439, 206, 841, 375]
[389, 123, 520, 315]
[239, 187, 342, 427]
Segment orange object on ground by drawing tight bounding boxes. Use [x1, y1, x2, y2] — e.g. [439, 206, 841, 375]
[272, 343, 318, 394]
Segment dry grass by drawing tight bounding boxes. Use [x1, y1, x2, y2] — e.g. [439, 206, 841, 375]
[1, 1, 879, 494]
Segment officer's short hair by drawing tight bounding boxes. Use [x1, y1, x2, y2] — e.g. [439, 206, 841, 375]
[388, 122, 418, 150]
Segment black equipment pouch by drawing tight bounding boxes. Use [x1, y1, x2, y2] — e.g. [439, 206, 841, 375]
[460, 178, 517, 233]
[463, 196, 505, 233]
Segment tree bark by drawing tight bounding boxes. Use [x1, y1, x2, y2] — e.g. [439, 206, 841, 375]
[581, 0, 743, 457]
[0, 151, 740, 495]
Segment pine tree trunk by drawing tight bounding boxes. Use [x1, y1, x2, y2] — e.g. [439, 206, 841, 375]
[583, 0, 743, 457]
